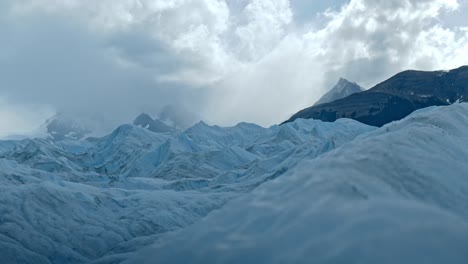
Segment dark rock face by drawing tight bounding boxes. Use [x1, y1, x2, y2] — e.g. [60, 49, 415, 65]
[133, 113, 176, 133]
[314, 78, 364, 106]
[284, 66, 468, 127]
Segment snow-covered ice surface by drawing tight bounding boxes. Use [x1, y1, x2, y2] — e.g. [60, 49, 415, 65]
[131, 103, 468, 264]
[0, 116, 374, 263]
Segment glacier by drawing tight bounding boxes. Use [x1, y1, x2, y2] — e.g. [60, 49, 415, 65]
[131, 103, 468, 264]
[0, 115, 374, 263]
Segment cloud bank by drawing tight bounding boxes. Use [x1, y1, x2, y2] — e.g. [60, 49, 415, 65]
[0, 0, 467, 136]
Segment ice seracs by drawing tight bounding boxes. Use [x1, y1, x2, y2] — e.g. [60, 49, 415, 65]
[0, 113, 373, 263]
[2, 73, 468, 263]
[135, 103, 468, 264]
[2, 103, 468, 263]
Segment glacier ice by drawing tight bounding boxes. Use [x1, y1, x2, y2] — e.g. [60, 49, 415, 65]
[0, 116, 374, 263]
[2, 103, 468, 264]
[131, 103, 468, 264]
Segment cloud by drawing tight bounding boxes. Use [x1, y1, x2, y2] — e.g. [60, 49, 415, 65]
[0, 2, 209, 132]
[0, 0, 467, 135]
[313, 0, 465, 84]
[0, 98, 54, 139]
[202, 0, 468, 125]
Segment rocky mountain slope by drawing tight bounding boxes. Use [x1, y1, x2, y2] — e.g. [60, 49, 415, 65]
[285, 66, 468, 126]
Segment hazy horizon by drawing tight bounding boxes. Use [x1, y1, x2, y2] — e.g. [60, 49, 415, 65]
[1, 0, 467, 138]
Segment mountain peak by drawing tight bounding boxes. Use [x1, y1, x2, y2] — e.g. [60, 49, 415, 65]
[285, 66, 468, 127]
[189, 121, 211, 130]
[133, 113, 176, 133]
[133, 113, 154, 126]
[45, 115, 91, 141]
[314, 78, 364, 106]
[338, 77, 351, 83]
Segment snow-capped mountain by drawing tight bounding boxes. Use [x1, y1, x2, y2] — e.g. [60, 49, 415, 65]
[285, 66, 468, 126]
[134, 102, 468, 264]
[133, 113, 176, 133]
[314, 78, 364, 106]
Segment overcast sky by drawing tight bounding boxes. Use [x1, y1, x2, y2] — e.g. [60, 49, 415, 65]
[0, 0, 467, 137]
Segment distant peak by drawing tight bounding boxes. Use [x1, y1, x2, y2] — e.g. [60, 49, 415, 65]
[133, 113, 176, 133]
[313, 78, 364, 106]
[45, 116, 91, 141]
[136, 113, 152, 119]
[133, 113, 154, 124]
[334, 78, 364, 93]
[336, 78, 361, 88]
[194, 121, 210, 127]
[186, 121, 212, 133]
[338, 77, 351, 83]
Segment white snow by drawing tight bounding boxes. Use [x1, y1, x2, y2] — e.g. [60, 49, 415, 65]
[131, 103, 468, 264]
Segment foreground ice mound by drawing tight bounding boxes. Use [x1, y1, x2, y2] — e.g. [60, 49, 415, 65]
[133, 103, 468, 264]
[0, 117, 373, 263]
